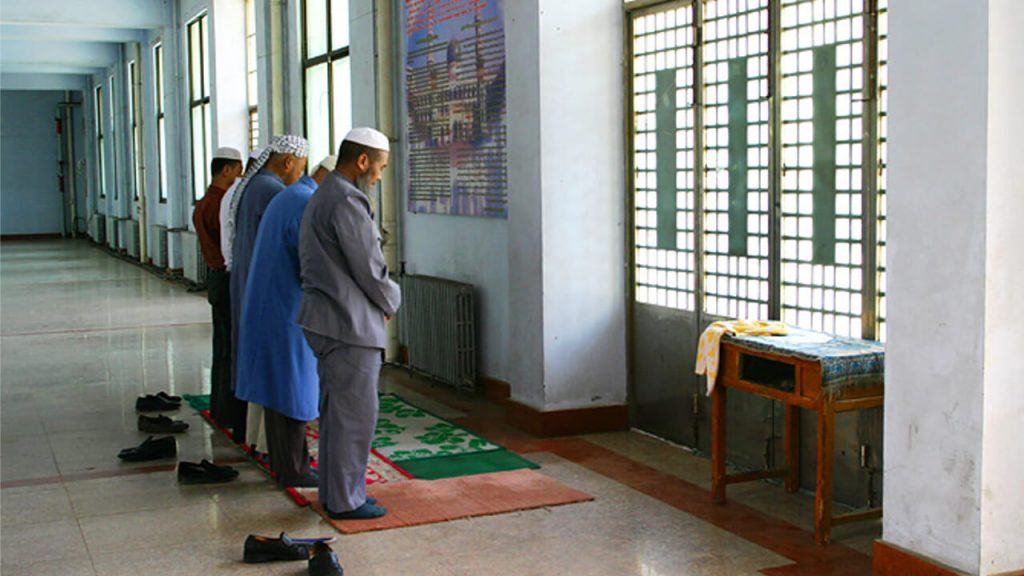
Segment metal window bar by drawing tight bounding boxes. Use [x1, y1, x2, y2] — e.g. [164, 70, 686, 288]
[628, 2, 699, 312]
[626, 0, 887, 340]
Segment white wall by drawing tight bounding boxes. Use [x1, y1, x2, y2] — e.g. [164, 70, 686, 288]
[980, 1, 1024, 573]
[884, 1, 988, 571]
[886, 2, 1024, 574]
[0, 90, 66, 235]
[537, 0, 625, 410]
[210, 0, 249, 155]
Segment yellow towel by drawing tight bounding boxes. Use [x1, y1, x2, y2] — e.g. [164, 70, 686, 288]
[695, 320, 789, 396]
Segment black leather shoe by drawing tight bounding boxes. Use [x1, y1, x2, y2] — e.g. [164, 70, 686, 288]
[156, 391, 183, 403]
[138, 414, 189, 433]
[243, 532, 310, 563]
[118, 436, 176, 462]
[177, 460, 239, 484]
[135, 394, 181, 412]
[308, 542, 344, 576]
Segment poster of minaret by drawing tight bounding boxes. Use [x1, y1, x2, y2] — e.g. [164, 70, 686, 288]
[404, 0, 508, 218]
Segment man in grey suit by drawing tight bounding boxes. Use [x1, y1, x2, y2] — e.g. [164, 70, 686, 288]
[297, 127, 399, 519]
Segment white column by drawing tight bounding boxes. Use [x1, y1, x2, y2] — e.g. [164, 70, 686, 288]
[507, 0, 627, 411]
[884, 1, 1024, 574]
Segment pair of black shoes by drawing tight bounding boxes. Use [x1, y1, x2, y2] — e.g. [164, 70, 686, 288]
[243, 533, 342, 575]
[118, 436, 176, 462]
[136, 392, 182, 412]
[177, 460, 239, 484]
[138, 414, 189, 433]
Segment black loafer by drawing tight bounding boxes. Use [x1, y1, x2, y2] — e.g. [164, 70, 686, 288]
[177, 460, 239, 484]
[118, 436, 176, 462]
[308, 542, 344, 576]
[157, 391, 183, 403]
[243, 532, 310, 563]
[135, 394, 181, 412]
[138, 414, 189, 433]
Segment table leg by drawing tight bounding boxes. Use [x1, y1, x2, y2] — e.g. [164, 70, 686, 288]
[711, 386, 727, 503]
[815, 401, 836, 545]
[784, 404, 800, 492]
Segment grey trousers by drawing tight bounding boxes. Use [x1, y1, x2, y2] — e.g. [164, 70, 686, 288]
[263, 407, 310, 485]
[304, 330, 381, 513]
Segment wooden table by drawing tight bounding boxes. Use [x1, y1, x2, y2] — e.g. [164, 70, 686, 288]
[710, 333, 884, 545]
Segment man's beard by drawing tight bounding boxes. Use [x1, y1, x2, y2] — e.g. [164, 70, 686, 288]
[356, 172, 373, 194]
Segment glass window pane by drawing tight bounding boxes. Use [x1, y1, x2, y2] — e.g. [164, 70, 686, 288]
[331, 0, 349, 50]
[331, 57, 352, 153]
[159, 118, 168, 201]
[154, 45, 164, 114]
[192, 107, 206, 201]
[305, 0, 328, 58]
[201, 17, 210, 97]
[305, 63, 331, 167]
[189, 22, 202, 100]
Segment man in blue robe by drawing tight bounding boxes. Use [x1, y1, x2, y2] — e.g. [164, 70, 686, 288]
[234, 156, 336, 487]
[225, 135, 309, 443]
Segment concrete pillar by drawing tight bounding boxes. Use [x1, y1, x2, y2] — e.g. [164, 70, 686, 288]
[506, 0, 628, 417]
[880, 1, 1024, 574]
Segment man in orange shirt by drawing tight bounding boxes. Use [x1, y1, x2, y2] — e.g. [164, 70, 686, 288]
[193, 147, 244, 428]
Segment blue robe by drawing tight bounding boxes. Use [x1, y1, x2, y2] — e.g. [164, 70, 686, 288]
[230, 170, 286, 392]
[235, 175, 319, 422]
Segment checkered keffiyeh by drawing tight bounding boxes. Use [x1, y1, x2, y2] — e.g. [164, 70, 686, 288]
[224, 135, 309, 256]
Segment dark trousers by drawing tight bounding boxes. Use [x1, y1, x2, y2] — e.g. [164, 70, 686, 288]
[207, 268, 245, 435]
[264, 408, 311, 486]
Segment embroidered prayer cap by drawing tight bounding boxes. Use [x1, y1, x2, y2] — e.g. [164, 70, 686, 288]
[317, 155, 338, 172]
[343, 127, 390, 152]
[213, 146, 243, 162]
[268, 134, 310, 158]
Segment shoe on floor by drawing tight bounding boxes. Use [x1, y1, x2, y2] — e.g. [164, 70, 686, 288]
[243, 532, 310, 563]
[118, 436, 176, 462]
[308, 542, 344, 576]
[135, 394, 181, 412]
[138, 414, 189, 433]
[156, 391, 182, 403]
[325, 502, 387, 520]
[177, 460, 239, 484]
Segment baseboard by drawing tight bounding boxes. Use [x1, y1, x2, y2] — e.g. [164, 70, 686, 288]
[873, 540, 970, 576]
[1, 233, 63, 241]
[504, 399, 629, 437]
[479, 377, 511, 404]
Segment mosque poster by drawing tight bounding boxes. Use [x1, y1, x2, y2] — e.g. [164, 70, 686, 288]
[404, 0, 508, 218]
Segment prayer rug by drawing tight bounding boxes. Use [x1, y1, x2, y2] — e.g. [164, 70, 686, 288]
[308, 468, 595, 534]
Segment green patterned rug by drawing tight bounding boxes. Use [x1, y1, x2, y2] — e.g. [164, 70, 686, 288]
[372, 394, 538, 479]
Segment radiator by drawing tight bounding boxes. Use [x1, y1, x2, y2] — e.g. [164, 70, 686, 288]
[181, 231, 207, 284]
[106, 217, 118, 249]
[167, 230, 184, 270]
[397, 274, 477, 392]
[124, 221, 140, 258]
[91, 214, 106, 244]
[149, 225, 168, 268]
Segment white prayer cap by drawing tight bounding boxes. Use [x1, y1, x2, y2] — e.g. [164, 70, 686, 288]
[213, 146, 243, 162]
[343, 127, 390, 152]
[248, 147, 264, 161]
[317, 155, 338, 172]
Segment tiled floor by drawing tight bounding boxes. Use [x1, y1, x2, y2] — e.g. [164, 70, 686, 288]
[0, 240, 879, 575]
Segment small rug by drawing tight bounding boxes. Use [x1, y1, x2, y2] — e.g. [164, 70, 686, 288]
[372, 394, 502, 461]
[308, 468, 595, 534]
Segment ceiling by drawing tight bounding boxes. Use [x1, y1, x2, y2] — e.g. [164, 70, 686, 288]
[0, 0, 168, 91]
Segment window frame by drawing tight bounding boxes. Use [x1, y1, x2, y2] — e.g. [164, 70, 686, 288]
[188, 13, 212, 203]
[154, 42, 168, 204]
[625, 0, 888, 341]
[95, 84, 106, 199]
[302, 0, 352, 162]
[246, 0, 260, 150]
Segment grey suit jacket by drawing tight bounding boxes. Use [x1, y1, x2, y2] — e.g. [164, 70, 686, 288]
[297, 172, 401, 349]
